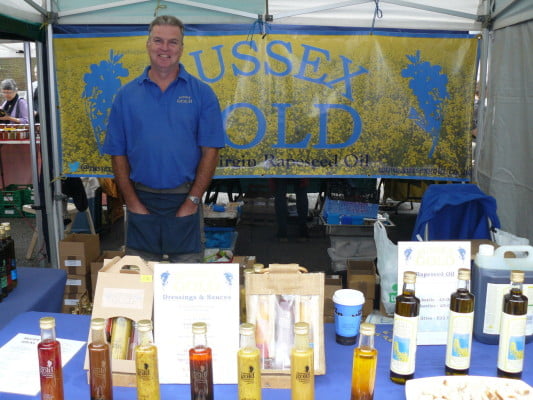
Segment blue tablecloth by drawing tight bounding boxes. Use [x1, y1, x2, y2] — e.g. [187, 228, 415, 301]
[0, 311, 531, 399]
[0, 267, 66, 329]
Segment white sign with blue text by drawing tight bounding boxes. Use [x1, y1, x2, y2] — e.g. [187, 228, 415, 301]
[397, 241, 471, 345]
[153, 263, 240, 384]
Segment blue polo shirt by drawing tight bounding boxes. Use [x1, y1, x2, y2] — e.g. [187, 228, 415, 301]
[103, 65, 225, 189]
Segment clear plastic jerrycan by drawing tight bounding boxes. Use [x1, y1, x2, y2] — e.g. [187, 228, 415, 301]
[471, 244, 533, 344]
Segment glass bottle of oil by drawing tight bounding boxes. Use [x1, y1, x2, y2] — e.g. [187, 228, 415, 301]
[291, 322, 314, 400]
[445, 268, 475, 375]
[2, 223, 17, 291]
[110, 317, 132, 360]
[88, 318, 113, 400]
[37, 316, 64, 400]
[237, 323, 262, 400]
[497, 270, 528, 379]
[189, 322, 214, 400]
[351, 322, 377, 400]
[135, 320, 160, 400]
[390, 271, 420, 385]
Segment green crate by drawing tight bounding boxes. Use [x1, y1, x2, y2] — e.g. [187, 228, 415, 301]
[0, 205, 23, 218]
[0, 189, 23, 206]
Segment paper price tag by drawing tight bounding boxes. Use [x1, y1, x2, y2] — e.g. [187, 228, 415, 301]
[140, 274, 152, 283]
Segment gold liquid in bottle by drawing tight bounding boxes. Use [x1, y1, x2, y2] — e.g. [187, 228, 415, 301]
[110, 317, 132, 360]
[445, 268, 475, 375]
[497, 270, 528, 379]
[88, 318, 113, 400]
[237, 323, 262, 400]
[390, 271, 420, 385]
[135, 320, 160, 400]
[351, 323, 377, 400]
[291, 322, 314, 400]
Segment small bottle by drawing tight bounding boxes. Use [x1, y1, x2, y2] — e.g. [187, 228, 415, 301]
[2, 223, 17, 290]
[497, 270, 528, 379]
[290, 322, 314, 400]
[237, 323, 262, 400]
[37, 317, 64, 400]
[88, 318, 113, 400]
[390, 271, 420, 385]
[351, 323, 378, 400]
[135, 320, 160, 400]
[445, 268, 475, 375]
[189, 322, 214, 400]
[110, 317, 132, 360]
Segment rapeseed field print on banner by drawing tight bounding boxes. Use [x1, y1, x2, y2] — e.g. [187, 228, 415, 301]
[54, 27, 478, 180]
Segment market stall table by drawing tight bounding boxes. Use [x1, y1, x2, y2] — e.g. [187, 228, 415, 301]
[0, 311, 531, 399]
[0, 267, 66, 329]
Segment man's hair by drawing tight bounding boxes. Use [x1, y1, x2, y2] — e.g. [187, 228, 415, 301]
[148, 15, 185, 38]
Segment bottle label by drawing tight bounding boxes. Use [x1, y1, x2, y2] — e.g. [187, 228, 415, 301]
[445, 310, 473, 370]
[497, 312, 526, 373]
[39, 360, 57, 378]
[390, 314, 418, 375]
[484, 283, 533, 336]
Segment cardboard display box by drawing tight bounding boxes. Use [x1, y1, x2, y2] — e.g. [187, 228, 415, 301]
[90, 250, 126, 298]
[59, 233, 100, 274]
[324, 275, 343, 323]
[346, 260, 377, 316]
[84, 255, 154, 387]
[64, 273, 91, 296]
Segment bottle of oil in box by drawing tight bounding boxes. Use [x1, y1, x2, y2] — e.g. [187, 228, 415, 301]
[471, 244, 533, 344]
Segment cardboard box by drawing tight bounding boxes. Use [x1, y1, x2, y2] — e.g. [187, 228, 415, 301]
[59, 233, 100, 274]
[64, 273, 91, 296]
[62, 292, 85, 313]
[346, 260, 377, 316]
[324, 274, 343, 323]
[90, 250, 126, 298]
[84, 256, 154, 387]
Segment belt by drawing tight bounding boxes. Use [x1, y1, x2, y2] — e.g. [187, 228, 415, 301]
[134, 182, 191, 194]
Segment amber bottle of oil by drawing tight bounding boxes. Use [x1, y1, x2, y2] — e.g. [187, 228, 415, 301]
[445, 268, 475, 375]
[389, 271, 420, 385]
[88, 318, 113, 400]
[351, 322, 377, 400]
[135, 320, 160, 400]
[497, 270, 528, 379]
[189, 322, 214, 400]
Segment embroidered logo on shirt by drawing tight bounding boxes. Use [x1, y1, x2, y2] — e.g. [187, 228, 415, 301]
[177, 96, 193, 104]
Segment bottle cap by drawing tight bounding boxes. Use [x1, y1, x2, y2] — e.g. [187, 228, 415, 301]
[457, 268, 471, 281]
[192, 322, 207, 334]
[253, 263, 265, 273]
[1, 222, 9, 227]
[137, 319, 153, 332]
[90, 318, 106, 330]
[294, 322, 309, 335]
[40, 317, 55, 329]
[403, 271, 417, 284]
[239, 323, 255, 335]
[510, 270, 525, 283]
[243, 268, 254, 275]
[478, 244, 494, 256]
[360, 322, 375, 335]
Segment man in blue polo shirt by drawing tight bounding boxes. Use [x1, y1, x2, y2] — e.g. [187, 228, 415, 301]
[103, 15, 225, 262]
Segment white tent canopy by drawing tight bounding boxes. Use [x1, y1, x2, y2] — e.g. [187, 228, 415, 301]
[1, 0, 532, 267]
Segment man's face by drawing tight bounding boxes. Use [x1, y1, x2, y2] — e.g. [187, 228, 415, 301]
[147, 24, 184, 71]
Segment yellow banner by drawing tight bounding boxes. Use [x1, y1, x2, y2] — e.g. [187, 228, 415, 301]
[54, 29, 478, 179]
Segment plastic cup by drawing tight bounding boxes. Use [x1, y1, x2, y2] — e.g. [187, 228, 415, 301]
[333, 289, 365, 345]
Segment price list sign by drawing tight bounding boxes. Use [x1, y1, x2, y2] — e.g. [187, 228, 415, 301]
[397, 241, 471, 345]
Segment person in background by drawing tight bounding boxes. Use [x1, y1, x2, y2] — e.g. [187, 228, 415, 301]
[103, 15, 225, 263]
[271, 178, 310, 242]
[0, 79, 29, 124]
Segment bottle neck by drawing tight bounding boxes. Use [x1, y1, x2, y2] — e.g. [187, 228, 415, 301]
[457, 279, 470, 292]
[138, 329, 154, 346]
[403, 281, 416, 295]
[41, 327, 56, 342]
[294, 332, 310, 351]
[193, 332, 208, 349]
[91, 328, 106, 345]
[239, 333, 256, 350]
[510, 280, 523, 295]
[358, 331, 374, 349]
